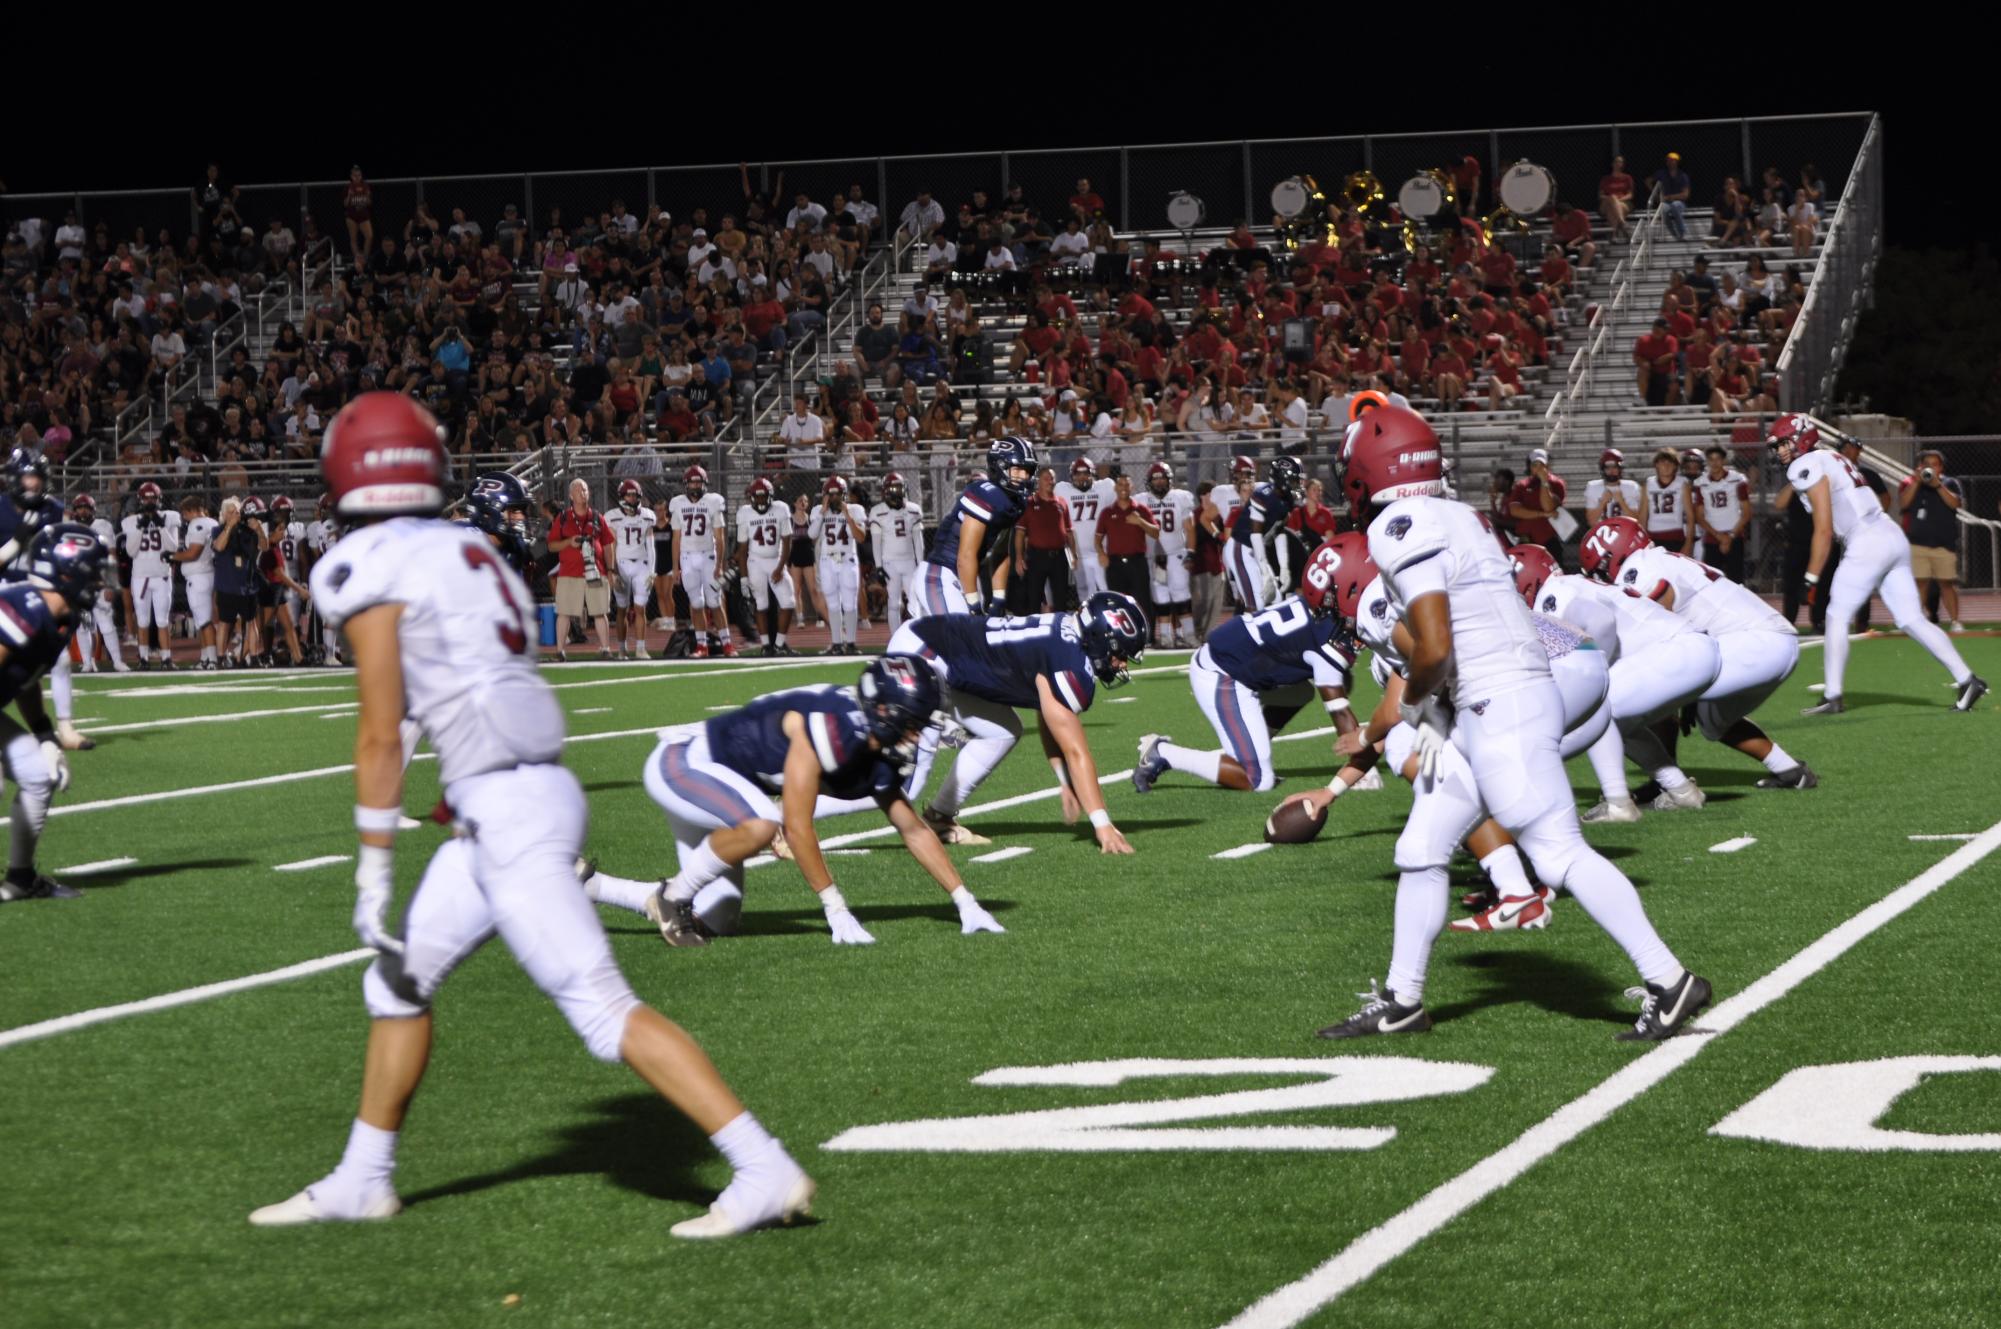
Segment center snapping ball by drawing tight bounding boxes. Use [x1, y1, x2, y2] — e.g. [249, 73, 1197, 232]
[1264, 796, 1328, 844]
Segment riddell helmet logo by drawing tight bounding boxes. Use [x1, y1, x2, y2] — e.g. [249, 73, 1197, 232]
[363, 448, 437, 467]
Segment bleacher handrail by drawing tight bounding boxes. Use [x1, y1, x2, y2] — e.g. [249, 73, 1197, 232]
[1775, 114, 1882, 414]
[1544, 183, 1663, 451]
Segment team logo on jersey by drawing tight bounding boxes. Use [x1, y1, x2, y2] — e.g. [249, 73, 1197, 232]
[1369, 598, 1389, 622]
[1622, 568, 1638, 585]
[327, 563, 352, 591]
[1540, 594, 1557, 613]
[1469, 699, 1490, 715]
[1385, 516, 1411, 540]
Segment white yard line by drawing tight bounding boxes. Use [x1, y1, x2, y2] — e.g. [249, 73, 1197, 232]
[1909, 833, 1979, 842]
[1709, 837, 1758, 854]
[1212, 843, 1273, 860]
[54, 857, 138, 876]
[1220, 816, 2001, 1329]
[571, 707, 611, 715]
[78, 701, 358, 735]
[971, 846, 1034, 864]
[274, 855, 353, 872]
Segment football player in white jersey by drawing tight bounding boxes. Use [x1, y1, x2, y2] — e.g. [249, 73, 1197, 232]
[70, 493, 130, 673]
[1583, 448, 1641, 524]
[607, 480, 659, 659]
[670, 466, 733, 658]
[1582, 517, 1816, 791]
[1144, 461, 1197, 647]
[1318, 404, 1708, 1043]
[1770, 416, 1985, 714]
[1211, 454, 1257, 532]
[735, 478, 795, 655]
[120, 481, 183, 668]
[1640, 447, 1694, 552]
[168, 495, 220, 669]
[1054, 457, 1115, 603]
[1691, 445, 1750, 582]
[809, 476, 868, 655]
[869, 472, 925, 634]
[251, 393, 812, 1239]
[303, 493, 343, 665]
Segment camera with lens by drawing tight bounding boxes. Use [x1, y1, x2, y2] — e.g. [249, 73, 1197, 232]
[1921, 467, 1937, 483]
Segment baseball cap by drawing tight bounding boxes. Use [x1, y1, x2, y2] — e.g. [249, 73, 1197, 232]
[693, 228, 707, 238]
[1059, 389, 1079, 402]
[1527, 448, 1550, 465]
[563, 262, 579, 273]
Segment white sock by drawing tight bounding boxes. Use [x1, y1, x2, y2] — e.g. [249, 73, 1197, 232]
[1385, 866, 1449, 1004]
[1559, 850, 1683, 988]
[584, 869, 661, 915]
[664, 617, 678, 632]
[1587, 724, 1630, 801]
[1177, 614, 1194, 643]
[329, 1118, 398, 1192]
[775, 631, 787, 646]
[931, 732, 1014, 815]
[11, 785, 50, 873]
[1159, 741, 1223, 785]
[664, 839, 730, 902]
[717, 626, 731, 644]
[1655, 766, 1690, 791]
[1760, 743, 1796, 775]
[710, 1110, 790, 1188]
[1479, 845, 1534, 900]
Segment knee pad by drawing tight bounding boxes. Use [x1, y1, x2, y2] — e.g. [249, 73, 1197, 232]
[363, 955, 430, 1020]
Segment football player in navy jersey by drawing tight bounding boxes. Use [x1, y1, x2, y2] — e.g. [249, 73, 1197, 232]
[1133, 536, 1362, 794]
[1221, 454, 1305, 612]
[0, 524, 109, 903]
[888, 591, 1146, 852]
[582, 656, 1005, 946]
[912, 435, 1038, 618]
[459, 471, 536, 577]
[0, 448, 91, 751]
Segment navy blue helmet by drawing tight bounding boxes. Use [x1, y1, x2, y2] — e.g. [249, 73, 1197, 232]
[1269, 453, 1305, 502]
[988, 435, 1038, 500]
[463, 472, 533, 571]
[1079, 590, 1146, 687]
[857, 654, 941, 760]
[21, 522, 109, 612]
[6, 446, 51, 510]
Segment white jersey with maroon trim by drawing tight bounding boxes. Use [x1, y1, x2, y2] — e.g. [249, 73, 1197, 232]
[736, 503, 793, 564]
[120, 510, 182, 579]
[809, 502, 866, 565]
[272, 520, 307, 580]
[1616, 545, 1788, 636]
[1693, 468, 1748, 535]
[668, 493, 726, 554]
[606, 505, 659, 572]
[1150, 486, 1195, 556]
[1642, 474, 1690, 538]
[1787, 449, 1887, 544]
[1584, 477, 1642, 521]
[1055, 479, 1115, 555]
[868, 501, 925, 569]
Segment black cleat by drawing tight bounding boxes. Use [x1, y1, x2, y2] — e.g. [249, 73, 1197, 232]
[1955, 675, 1989, 713]
[1756, 763, 1819, 790]
[644, 890, 710, 948]
[1316, 981, 1431, 1040]
[1616, 971, 1712, 1042]
[1800, 696, 1845, 716]
[0, 875, 83, 903]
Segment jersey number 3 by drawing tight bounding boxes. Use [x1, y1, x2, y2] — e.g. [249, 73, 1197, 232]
[463, 544, 529, 654]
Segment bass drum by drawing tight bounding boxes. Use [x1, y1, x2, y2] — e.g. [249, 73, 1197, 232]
[1497, 161, 1556, 217]
[1397, 173, 1446, 220]
[1166, 191, 1205, 230]
[1270, 176, 1310, 220]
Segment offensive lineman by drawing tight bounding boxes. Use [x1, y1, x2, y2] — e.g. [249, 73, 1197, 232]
[869, 472, 925, 634]
[70, 494, 130, 672]
[1054, 457, 1115, 604]
[1145, 461, 1197, 648]
[1319, 404, 1709, 1042]
[1770, 415, 1986, 714]
[809, 477, 868, 656]
[608, 480, 659, 660]
[121, 481, 183, 668]
[735, 478, 796, 655]
[671, 466, 733, 658]
[913, 436, 1038, 616]
[1222, 454, 1305, 612]
[252, 393, 813, 1239]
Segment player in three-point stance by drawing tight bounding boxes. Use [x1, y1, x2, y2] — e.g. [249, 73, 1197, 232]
[580, 655, 1004, 946]
[1132, 535, 1361, 795]
[251, 393, 812, 1239]
[607, 479, 659, 659]
[912, 436, 1038, 616]
[869, 473, 925, 635]
[1768, 415, 1986, 715]
[810, 476, 868, 655]
[1314, 404, 1709, 1042]
[672, 465, 733, 658]
[0, 524, 110, 903]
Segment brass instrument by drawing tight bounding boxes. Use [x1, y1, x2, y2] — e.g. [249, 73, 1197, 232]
[1343, 170, 1387, 221]
[1479, 206, 1531, 247]
[1427, 167, 1457, 215]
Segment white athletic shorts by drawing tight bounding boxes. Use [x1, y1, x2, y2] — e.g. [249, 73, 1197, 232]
[817, 558, 860, 610]
[680, 553, 721, 610]
[1695, 628, 1798, 740]
[1552, 646, 1613, 759]
[747, 558, 796, 612]
[613, 563, 654, 610]
[1222, 537, 1269, 611]
[1190, 651, 1277, 792]
[1151, 552, 1191, 606]
[183, 573, 214, 630]
[1609, 634, 1722, 727]
[881, 563, 918, 630]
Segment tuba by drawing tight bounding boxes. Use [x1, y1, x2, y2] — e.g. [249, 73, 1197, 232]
[1343, 170, 1386, 221]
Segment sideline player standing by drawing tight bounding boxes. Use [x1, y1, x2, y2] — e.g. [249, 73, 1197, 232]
[607, 480, 658, 659]
[1770, 416, 1985, 714]
[1692, 446, 1750, 582]
[251, 393, 812, 1238]
[913, 436, 1038, 616]
[1222, 455, 1304, 612]
[174, 495, 220, 668]
[1145, 462, 1196, 648]
[1054, 457, 1114, 604]
[1641, 448, 1694, 552]
[671, 466, 733, 658]
[1320, 405, 1709, 1042]
[1584, 448, 1640, 524]
[735, 478, 796, 655]
[810, 477, 867, 655]
[303, 494, 344, 664]
[121, 481, 182, 668]
[70, 494, 130, 672]
[870, 473, 925, 634]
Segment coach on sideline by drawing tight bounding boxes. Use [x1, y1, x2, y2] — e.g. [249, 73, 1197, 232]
[1011, 466, 1074, 614]
[1095, 471, 1159, 631]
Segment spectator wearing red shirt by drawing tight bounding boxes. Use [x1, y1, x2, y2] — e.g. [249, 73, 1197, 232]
[1660, 295, 1695, 343]
[548, 476, 616, 659]
[1507, 449, 1567, 561]
[1286, 478, 1341, 547]
[1011, 467, 1075, 613]
[1431, 344, 1469, 411]
[741, 284, 788, 351]
[1451, 156, 1482, 215]
[1550, 202, 1597, 266]
[1598, 155, 1635, 240]
[1484, 335, 1525, 412]
[1406, 246, 1442, 288]
[1068, 177, 1107, 221]
[1118, 286, 1158, 326]
[1478, 245, 1517, 297]
[1633, 317, 1679, 406]
[1539, 244, 1574, 294]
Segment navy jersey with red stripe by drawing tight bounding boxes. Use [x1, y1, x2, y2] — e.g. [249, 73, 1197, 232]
[910, 613, 1096, 712]
[1204, 599, 1356, 692]
[704, 684, 902, 801]
[0, 582, 73, 706]
[1230, 482, 1296, 543]
[925, 479, 1025, 570]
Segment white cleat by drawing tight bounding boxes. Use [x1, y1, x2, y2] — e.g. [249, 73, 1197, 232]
[670, 1169, 816, 1240]
[111, 657, 133, 673]
[1649, 780, 1707, 812]
[248, 1184, 401, 1227]
[1582, 797, 1643, 824]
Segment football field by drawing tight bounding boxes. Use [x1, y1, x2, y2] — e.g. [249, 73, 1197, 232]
[3, 634, 1999, 1329]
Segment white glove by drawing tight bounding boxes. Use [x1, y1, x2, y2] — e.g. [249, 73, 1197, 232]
[39, 740, 69, 793]
[1399, 697, 1452, 787]
[827, 908, 876, 945]
[960, 903, 1005, 935]
[1260, 569, 1280, 605]
[352, 844, 405, 955]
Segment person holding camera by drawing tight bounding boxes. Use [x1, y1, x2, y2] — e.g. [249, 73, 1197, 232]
[1901, 450, 1966, 632]
[548, 478, 615, 662]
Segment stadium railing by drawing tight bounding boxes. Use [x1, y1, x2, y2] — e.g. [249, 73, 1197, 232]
[1777, 116, 1883, 416]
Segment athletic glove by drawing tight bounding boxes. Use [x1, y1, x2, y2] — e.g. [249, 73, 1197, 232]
[39, 740, 69, 793]
[1399, 696, 1452, 788]
[352, 844, 405, 955]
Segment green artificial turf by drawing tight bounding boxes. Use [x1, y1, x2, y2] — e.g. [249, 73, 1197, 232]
[3, 634, 1997, 1329]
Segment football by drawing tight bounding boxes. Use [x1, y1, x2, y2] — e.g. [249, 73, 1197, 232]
[1264, 795, 1328, 844]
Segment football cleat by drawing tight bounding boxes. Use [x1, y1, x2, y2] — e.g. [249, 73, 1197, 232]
[1649, 780, 1706, 812]
[721, 641, 738, 658]
[769, 828, 794, 862]
[248, 1184, 402, 1227]
[1617, 970, 1713, 1042]
[1800, 696, 1845, 716]
[1450, 887, 1555, 933]
[1316, 980, 1430, 1039]
[691, 643, 710, 659]
[1756, 764, 1819, 790]
[1582, 797, 1642, 824]
[0, 875, 83, 903]
[57, 722, 95, 751]
[1955, 675, 1988, 712]
[922, 807, 992, 845]
[1132, 734, 1169, 794]
[644, 890, 711, 948]
[670, 1169, 815, 1240]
